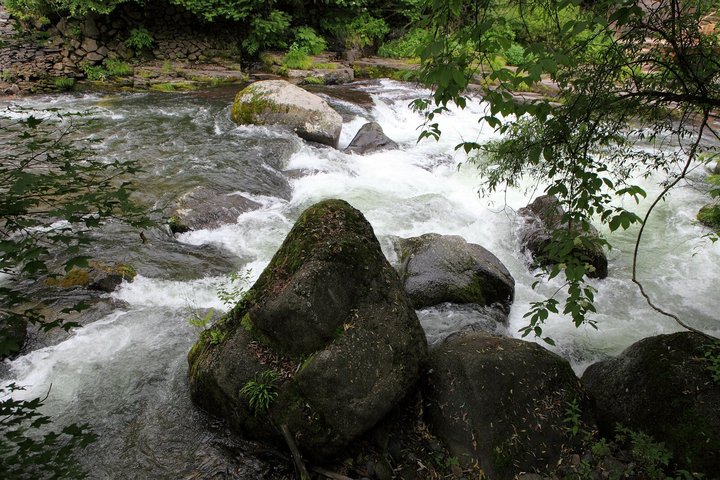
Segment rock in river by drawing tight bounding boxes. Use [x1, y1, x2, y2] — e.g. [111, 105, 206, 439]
[518, 195, 608, 279]
[231, 79, 343, 148]
[344, 121, 398, 155]
[393, 233, 514, 311]
[188, 199, 427, 459]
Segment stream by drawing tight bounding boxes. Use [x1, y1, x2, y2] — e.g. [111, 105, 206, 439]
[2, 79, 719, 478]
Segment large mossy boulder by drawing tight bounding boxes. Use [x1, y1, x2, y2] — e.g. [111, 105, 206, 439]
[188, 199, 427, 459]
[424, 331, 592, 480]
[518, 195, 608, 279]
[344, 122, 398, 155]
[393, 233, 514, 311]
[231, 79, 343, 148]
[582, 332, 720, 475]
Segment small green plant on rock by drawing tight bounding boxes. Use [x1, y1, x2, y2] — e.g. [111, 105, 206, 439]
[82, 63, 108, 81]
[239, 369, 279, 414]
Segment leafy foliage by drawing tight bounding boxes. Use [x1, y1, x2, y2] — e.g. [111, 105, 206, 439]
[0, 383, 97, 479]
[378, 27, 432, 58]
[293, 25, 327, 55]
[241, 10, 291, 55]
[124, 27, 154, 52]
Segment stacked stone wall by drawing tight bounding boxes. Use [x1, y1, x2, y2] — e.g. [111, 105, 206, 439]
[0, 1, 243, 94]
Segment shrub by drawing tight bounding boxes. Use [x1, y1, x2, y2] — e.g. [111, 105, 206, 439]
[283, 43, 312, 70]
[503, 43, 526, 65]
[323, 13, 389, 50]
[124, 27, 154, 52]
[242, 10, 291, 55]
[378, 28, 432, 58]
[293, 26, 327, 55]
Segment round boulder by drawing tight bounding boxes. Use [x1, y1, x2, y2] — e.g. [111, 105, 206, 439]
[424, 331, 592, 479]
[344, 122, 398, 155]
[518, 195, 608, 279]
[231, 79, 343, 148]
[582, 332, 720, 475]
[393, 233, 514, 311]
[188, 199, 427, 459]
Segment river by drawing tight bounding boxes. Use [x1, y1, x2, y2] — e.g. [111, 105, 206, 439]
[2, 80, 719, 478]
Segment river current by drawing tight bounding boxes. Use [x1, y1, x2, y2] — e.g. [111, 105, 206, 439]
[2, 80, 719, 478]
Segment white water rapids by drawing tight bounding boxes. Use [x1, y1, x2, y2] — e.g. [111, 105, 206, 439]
[1, 80, 718, 478]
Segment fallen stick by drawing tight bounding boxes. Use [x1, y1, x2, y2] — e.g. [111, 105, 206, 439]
[280, 424, 311, 480]
[312, 465, 356, 480]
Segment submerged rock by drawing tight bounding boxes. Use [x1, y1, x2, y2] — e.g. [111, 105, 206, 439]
[393, 233, 514, 311]
[344, 122, 398, 155]
[231, 79, 343, 148]
[424, 331, 592, 479]
[518, 195, 608, 279]
[168, 186, 261, 234]
[582, 332, 720, 475]
[188, 199, 427, 459]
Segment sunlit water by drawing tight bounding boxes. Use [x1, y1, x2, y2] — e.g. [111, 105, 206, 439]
[2, 80, 718, 478]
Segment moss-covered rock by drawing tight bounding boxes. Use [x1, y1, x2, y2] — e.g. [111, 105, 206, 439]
[518, 195, 608, 279]
[45, 261, 137, 292]
[231, 79, 343, 148]
[582, 332, 720, 476]
[188, 199, 427, 459]
[392, 233, 514, 311]
[424, 331, 593, 479]
[698, 202, 720, 230]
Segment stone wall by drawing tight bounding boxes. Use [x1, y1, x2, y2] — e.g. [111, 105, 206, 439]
[0, 2, 244, 94]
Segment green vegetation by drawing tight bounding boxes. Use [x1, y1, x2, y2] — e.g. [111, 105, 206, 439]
[293, 25, 326, 55]
[124, 26, 154, 52]
[239, 369, 279, 414]
[378, 28, 431, 58]
[53, 76, 75, 91]
[283, 43, 312, 70]
[104, 59, 132, 77]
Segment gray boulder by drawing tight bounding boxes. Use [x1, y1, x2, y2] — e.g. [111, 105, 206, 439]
[231, 80, 343, 148]
[169, 186, 261, 234]
[518, 195, 608, 279]
[188, 199, 427, 459]
[424, 331, 592, 479]
[344, 122, 398, 155]
[393, 233, 514, 311]
[582, 332, 720, 475]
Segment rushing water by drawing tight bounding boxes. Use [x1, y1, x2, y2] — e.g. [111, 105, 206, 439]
[2, 80, 719, 478]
